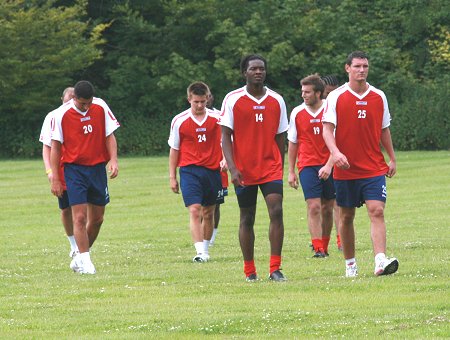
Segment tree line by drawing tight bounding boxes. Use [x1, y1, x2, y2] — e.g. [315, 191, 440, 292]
[0, 0, 448, 157]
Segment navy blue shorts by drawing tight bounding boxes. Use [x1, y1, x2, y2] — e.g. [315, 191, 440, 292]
[334, 175, 387, 208]
[235, 180, 283, 208]
[64, 163, 110, 206]
[179, 165, 222, 207]
[58, 190, 70, 209]
[216, 187, 228, 205]
[299, 166, 336, 200]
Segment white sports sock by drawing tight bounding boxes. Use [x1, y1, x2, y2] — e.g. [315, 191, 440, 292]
[345, 258, 356, 266]
[79, 251, 92, 264]
[194, 242, 203, 255]
[67, 235, 78, 251]
[210, 229, 218, 244]
[202, 240, 210, 254]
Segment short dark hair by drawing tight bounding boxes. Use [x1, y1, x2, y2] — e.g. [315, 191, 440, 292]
[301, 74, 325, 96]
[346, 51, 369, 66]
[240, 54, 267, 74]
[74, 81, 95, 99]
[321, 75, 339, 86]
[187, 81, 210, 98]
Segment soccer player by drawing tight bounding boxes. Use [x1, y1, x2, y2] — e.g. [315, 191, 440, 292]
[321, 74, 342, 251]
[168, 82, 223, 262]
[322, 51, 399, 277]
[39, 87, 78, 258]
[206, 93, 228, 246]
[288, 75, 335, 258]
[220, 54, 288, 282]
[50, 80, 120, 274]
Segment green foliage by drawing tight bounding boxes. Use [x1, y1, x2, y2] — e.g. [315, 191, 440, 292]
[0, 0, 448, 157]
[0, 153, 449, 337]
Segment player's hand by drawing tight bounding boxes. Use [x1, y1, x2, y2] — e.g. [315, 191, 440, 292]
[386, 160, 396, 178]
[220, 159, 228, 172]
[51, 179, 63, 198]
[288, 172, 298, 189]
[170, 177, 179, 193]
[230, 168, 244, 187]
[108, 160, 119, 179]
[318, 165, 331, 180]
[332, 151, 350, 170]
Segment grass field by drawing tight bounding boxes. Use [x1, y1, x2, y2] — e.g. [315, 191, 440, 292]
[0, 151, 449, 339]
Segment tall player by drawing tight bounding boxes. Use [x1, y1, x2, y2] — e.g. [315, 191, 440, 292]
[168, 82, 223, 262]
[39, 87, 78, 257]
[322, 51, 399, 277]
[50, 80, 120, 274]
[287, 75, 335, 258]
[221, 54, 288, 282]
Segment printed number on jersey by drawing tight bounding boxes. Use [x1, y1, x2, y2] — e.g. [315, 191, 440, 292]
[197, 134, 206, 142]
[313, 126, 320, 135]
[358, 110, 366, 119]
[83, 124, 93, 134]
[255, 113, 263, 122]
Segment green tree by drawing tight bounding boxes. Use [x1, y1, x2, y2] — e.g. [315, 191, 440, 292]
[0, 0, 107, 157]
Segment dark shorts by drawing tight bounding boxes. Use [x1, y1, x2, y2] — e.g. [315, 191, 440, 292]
[216, 187, 228, 205]
[180, 165, 222, 207]
[299, 166, 336, 200]
[334, 175, 387, 208]
[64, 163, 110, 206]
[235, 180, 283, 208]
[58, 190, 70, 209]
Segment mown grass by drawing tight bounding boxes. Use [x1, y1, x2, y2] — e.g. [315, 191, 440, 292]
[0, 151, 449, 339]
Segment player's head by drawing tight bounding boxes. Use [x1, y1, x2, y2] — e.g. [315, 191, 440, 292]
[321, 75, 339, 99]
[240, 54, 267, 85]
[74, 81, 95, 112]
[61, 87, 74, 103]
[206, 92, 214, 109]
[187, 81, 210, 116]
[300, 74, 324, 107]
[345, 51, 369, 82]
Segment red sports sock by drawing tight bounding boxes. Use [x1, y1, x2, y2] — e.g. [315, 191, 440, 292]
[269, 255, 282, 274]
[322, 236, 331, 253]
[311, 238, 324, 252]
[244, 260, 256, 277]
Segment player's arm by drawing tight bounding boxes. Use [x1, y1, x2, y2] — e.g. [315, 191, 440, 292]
[275, 132, 286, 171]
[287, 141, 299, 189]
[42, 144, 53, 182]
[169, 148, 180, 193]
[318, 154, 334, 180]
[381, 127, 396, 178]
[221, 126, 243, 186]
[322, 122, 349, 170]
[50, 140, 63, 197]
[106, 133, 119, 179]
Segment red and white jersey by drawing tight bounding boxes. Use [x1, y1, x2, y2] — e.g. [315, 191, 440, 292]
[51, 97, 120, 166]
[168, 108, 222, 170]
[322, 83, 391, 180]
[287, 101, 329, 173]
[220, 86, 288, 185]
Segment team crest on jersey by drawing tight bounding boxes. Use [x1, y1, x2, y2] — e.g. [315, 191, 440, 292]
[356, 101, 367, 105]
[310, 119, 321, 123]
[196, 127, 206, 132]
[80, 116, 91, 122]
[253, 105, 265, 110]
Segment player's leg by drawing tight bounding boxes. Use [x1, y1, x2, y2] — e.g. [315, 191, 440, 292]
[86, 203, 105, 248]
[235, 184, 258, 280]
[59, 190, 78, 257]
[333, 201, 342, 250]
[210, 204, 220, 246]
[261, 181, 286, 281]
[200, 204, 215, 260]
[320, 198, 334, 255]
[339, 206, 356, 260]
[363, 175, 398, 276]
[306, 198, 325, 256]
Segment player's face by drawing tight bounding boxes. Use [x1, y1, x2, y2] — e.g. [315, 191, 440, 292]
[323, 84, 338, 99]
[188, 94, 208, 116]
[301, 85, 320, 107]
[74, 96, 93, 112]
[244, 59, 266, 85]
[346, 58, 369, 82]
